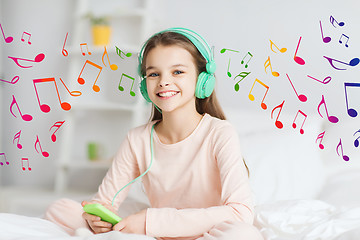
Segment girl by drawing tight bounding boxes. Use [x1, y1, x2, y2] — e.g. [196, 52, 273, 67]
[45, 27, 263, 240]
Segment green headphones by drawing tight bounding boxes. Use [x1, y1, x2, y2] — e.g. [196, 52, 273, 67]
[138, 27, 216, 104]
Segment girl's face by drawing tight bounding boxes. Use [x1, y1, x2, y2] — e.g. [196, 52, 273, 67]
[145, 45, 198, 114]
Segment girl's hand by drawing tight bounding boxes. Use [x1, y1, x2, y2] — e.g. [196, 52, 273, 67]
[113, 209, 147, 235]
[81, 201, 116, 234]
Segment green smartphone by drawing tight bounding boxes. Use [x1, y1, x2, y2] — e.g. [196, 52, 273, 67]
[83, 203, 122, 225]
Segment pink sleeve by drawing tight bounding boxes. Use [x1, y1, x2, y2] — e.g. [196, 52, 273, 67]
[145, 123, 254, 238]
[91, 133, 140, 210]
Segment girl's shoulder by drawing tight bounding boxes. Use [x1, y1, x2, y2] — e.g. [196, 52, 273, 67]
[203, 113, 236, 133]
[126, 120, 158, 141]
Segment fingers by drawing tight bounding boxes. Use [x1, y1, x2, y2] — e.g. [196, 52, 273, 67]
[82, 212, 112, 234]
[113, 220, 126, 232]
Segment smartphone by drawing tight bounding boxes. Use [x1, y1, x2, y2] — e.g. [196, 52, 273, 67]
[83, 203, 122, 225]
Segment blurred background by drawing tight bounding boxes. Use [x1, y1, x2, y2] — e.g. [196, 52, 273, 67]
[0, 0, 359, 217]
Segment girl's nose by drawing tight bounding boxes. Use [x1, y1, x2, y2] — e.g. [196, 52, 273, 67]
[158, 75, 170, 87]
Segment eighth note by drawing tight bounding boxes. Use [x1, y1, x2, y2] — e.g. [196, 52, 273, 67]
[21, 158, 31, 171]
[317, 95, 338, 123]
[269, 40, 287, 53]
[0, 153, 9, 166]
[35, 135, 49, 158]
[80, 43, 92, 56]
[10, 95, 33, 121]
[21, 31, 32, 44]
[241, 52, 253, 68]
[336, 138, 349, 161]
[8, 53, 45, 68]
[271, 100, 285, 129]
[292, 110, 307, 134]
[118, 73, 135, 96]
[248, 79, 269, 110]
[353, 129, 360, 148]
[77, 60, 103, 92]
[323, 56, 359, 71]
[102, 46, 118, 70]
[339, 34, 349, 48]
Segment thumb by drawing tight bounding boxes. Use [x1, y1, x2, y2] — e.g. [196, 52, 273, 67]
[113, 220, 126, 231]
[81, 201, 90, 207]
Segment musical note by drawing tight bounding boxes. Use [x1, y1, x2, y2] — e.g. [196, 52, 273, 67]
[234, 72, 250, 92]
[0, 23, 13, 43]
[77, 60, 103, 92]
[80, 43, 92, 56]
[33, 78, 71, 113]
[115, 46, 132, 58]
[220, 48, 240, 54]
[269, 40, 287, 53]
[323, 56, 360, 71]
[21, 31, 32, 44]
[10, 95, 33, 121]
[241, 52, 253, 68]
[0, 76, 19, 85]
[336, 139, 349, 161]
[0, 153, 9, 166]
[317, 95, 338, 123]
[344, 82, 360, 118]
[248, 79, 269, 110]
[315, 131, 326, 149]
[307, 75, 332, 85]
[118, 73, 135, 96]
[13, 130, 23, 149]
[35, 136, 49, 158]
[102, 46, 118, 70]
[292, 110, 307, 134]
[62, 32, 69, 57]
[264, 56, 280, 77]
[226, 58, 232, 77]
[50, 120, 65, 142]
[353, 129, 360, 148]
[339, 34, 349, 47]
[59, 78, 81, 97]
[294, 37, 305, 65]
[319, 20, 331, 43]
[286, 73, 307, 102]
[271, 100, 285, 129]
[8, 53, 45, 68]
[21, 157, 31, 171]
[330, 15, 345, 28]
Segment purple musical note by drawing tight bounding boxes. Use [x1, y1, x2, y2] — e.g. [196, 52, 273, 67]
[323, 56, 359, 70]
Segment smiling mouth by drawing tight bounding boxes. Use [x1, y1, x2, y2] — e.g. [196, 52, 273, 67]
[157, 91, 180, 98]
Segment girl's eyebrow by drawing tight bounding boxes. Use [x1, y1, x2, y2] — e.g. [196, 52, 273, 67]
[146, 64, 188, 71]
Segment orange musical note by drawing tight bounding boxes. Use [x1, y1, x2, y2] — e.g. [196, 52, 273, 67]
[264, 57, 279, 77]
[294, 37, 305, 65]
[234, 72, 250, 92]
[118, 73, 136, 96]
[269, 40, 287, 53]
[286, 73, 307, 102]
[13, 130, 23, 149]
[0, 23, 13, 43]
[62, 32, 69, 57]
[248, 79, 269, 110]
[271, 100, 285, 129]
[317, 95, 338, 123]
[33, 78, 71, 113]
[241, 52, 253, 68]
[21, 31, 31, 44]
[102, 46, 118, 70]
[10, 95, 33, 121]
[59, 78, 81, 97]
[0, 76, 19, 84]
[8, 53, 45, 68]
[0, 153, 9, 166]
[77, 60, 103, 92]
[292, 110, 307, 134]
[336, 139, 349, 161]
[315, 131, 326, 149]
[50, 120, 65, 142]
[21, 157, 31, 171]
[35, 136, 49, 158]
[115, 46, 132, 58]
[80, 43, 91, 56]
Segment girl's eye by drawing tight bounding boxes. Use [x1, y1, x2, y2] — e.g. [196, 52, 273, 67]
[147, 73, 158, 78]
[174, 70, 183, 75]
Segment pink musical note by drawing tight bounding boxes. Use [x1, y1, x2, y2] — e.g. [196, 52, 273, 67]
[77, 60, 103, 92]
[353, 129, 360, 148]
[339, 34, 349, 47]
[0, 76, 19, 85]
[330, 15, 345, 28]
[241, 52, 253, 68]
[234, 72, 251, 92]
[294, 37, 305, 65]
[323, 56, 359, 70]
[80, 43, 92, 56]
[59, 78, 81, 97]
[10, 95, 33, 121]
[13, 130, 23, 149]
[35, 136, 49, 158]
[248, 79, 269, 110]
[271, 100, 285, 129]
[292, 110, 307, 134]
[317, 95, 338, 123]
[286, 73, 307, 102]
[118, 73, 136, 96]
[115, 46, 132, 58]
[344, 82, 360, 118]
[336, 139, 349, 161]
[21, 31, 32, 44]
[50, 120, 65, 142]
[8, 53, 45, 68]
[21, 157, 31, 171]
[315, 131, 325, 149]
[319, 20, 331, 43]
[62, 32, 69, 57]
[33, 78, 71, 113]
[264, 57, 279, 77]
[269, 40, 287, 53]
[102, 46, 118, 70]
[0, 153, 9, 166]
[307, 75, 332, 85]
[0, 23, 13, 43]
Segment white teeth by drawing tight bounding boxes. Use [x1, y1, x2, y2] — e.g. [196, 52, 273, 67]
[158, 91, 178, 97]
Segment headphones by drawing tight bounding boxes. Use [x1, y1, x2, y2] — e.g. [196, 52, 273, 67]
[138, 27, 217, 104]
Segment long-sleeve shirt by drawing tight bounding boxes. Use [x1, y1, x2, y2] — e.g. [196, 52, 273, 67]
[92, 113, 254, 239]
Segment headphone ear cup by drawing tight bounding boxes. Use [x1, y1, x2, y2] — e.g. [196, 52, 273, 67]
[140, 79, 152, 103]
[195, 72, 215, 99]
